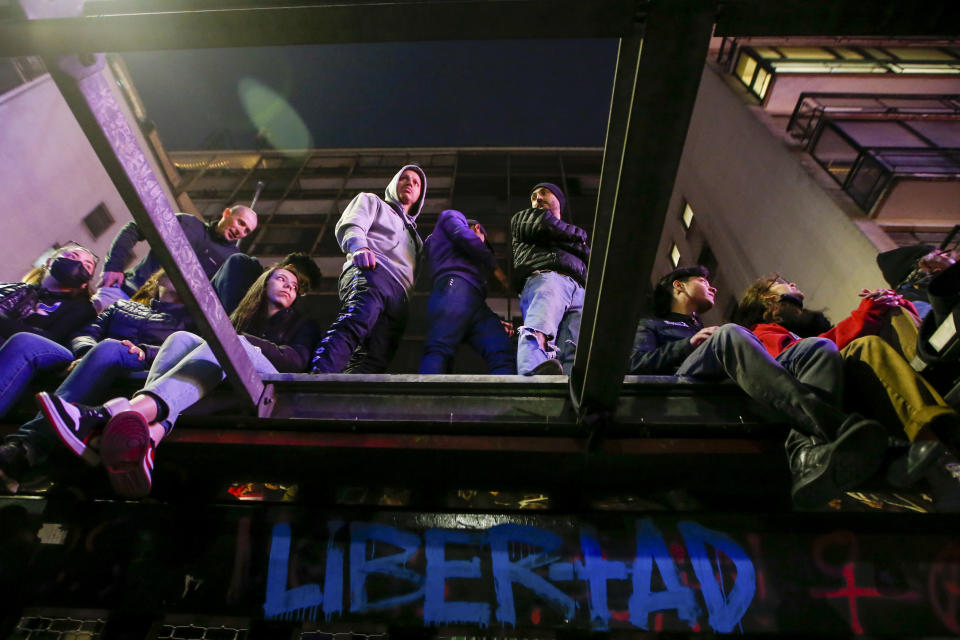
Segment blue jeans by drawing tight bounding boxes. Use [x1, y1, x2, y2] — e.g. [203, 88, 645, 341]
[419, 276, 515, 374]
[0, 332, 73, 418]
[311, 266, 409, 374]
[675, 324, 846, 439]
[517, 271, 584, 375]
[7, 339, 148, 463]
[139, 331, 278, 431]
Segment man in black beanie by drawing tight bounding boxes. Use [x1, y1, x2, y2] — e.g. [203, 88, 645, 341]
[510, 182, 590, 375]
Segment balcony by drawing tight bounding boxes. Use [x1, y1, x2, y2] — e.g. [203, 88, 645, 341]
[785, 93, 960, 228]
[723, 42, 960, 112]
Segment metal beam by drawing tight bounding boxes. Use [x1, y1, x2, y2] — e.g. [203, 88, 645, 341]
[716, 0, 960, 37]
[571, 0, 714, 416]
[246, 152, 313, 254]
[0, 0, 641, 56]
[39, 51, 272, 414]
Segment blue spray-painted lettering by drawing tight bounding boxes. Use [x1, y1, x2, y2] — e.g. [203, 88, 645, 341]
[262, 519, 755, 633]
[423, 529, 491, 626]
[678, 520, 756, 633]
[629, 519, 700, 629]
[263, 523, 323, 620]
[349, 522, 425, 612]
[488, 523, 576, 627]
[323, 520, 345, 619]
[574, 527, 629, 630]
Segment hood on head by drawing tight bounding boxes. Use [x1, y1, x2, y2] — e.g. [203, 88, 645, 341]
[384, 164, 427, 222]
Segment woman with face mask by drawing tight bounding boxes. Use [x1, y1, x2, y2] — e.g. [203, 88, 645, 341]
[1, 264, 316, 497]
[0, 271, 195, 488]
[0, 245, 98, 417]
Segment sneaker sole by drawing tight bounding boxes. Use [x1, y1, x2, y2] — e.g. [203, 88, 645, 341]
[793, 421, 888, 508]
[36, 392, 100, 466]
[100, 411, 152, 499]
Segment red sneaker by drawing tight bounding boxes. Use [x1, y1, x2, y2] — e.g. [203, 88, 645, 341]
[100, 411, 155, 499]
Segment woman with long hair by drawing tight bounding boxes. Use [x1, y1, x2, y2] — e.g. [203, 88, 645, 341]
[0, 270, 194, 490]
[0, 244, 98, 417]
[25, 264, 315, 498]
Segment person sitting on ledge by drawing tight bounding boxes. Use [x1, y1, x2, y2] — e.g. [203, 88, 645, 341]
[96, 205, 258, 309]
[0, 269, 192, 493]
[0, 243, 98, 418]
[876, 244, 956, 322]
[736, 274, 960, 496]
[630, 265, 887, 509]
[28, 263, 316, 499]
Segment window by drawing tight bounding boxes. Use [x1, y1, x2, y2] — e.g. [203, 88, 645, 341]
[670, 243, 681, 268]
[83, 203, 114, 239]
[697, 243, 718, 277]
[681, 202, 694, 230]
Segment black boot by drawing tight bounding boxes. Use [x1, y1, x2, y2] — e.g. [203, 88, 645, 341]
[0, 441, 30, 494]
[887, 439, 946, 488]
[788, 415, 888, 509]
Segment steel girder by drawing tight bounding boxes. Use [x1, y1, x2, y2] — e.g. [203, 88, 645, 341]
[571, 0, 715, 416]
[0, 0, 642, 56]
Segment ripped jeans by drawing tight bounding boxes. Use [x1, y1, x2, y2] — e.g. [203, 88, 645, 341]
[517, 271, 584, 375]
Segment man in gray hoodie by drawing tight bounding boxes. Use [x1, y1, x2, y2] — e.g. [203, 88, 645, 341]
[311, 165, 427, 373]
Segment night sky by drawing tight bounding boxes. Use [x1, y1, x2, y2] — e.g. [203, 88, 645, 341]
[122, 39, 619, 151]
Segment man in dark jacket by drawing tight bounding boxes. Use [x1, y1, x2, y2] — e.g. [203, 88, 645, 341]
[99, 206, 258, 297]
[630, 265, 887, 509]
[420, 210, 514, 374]
[511, 183, 589, 376]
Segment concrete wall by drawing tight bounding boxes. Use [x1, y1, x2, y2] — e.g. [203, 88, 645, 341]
[0, 65, 181, 285]
[0, 74, 132, 281]
[655, 65, 894, 323]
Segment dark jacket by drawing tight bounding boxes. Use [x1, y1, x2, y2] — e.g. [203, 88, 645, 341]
[0, 282, 95, 345]
[629, 312, 702, 374]
[510, 207, 590, 290]
[104, 214, 240, 294]
[425, 209, 498, 293]
[242, 307, 318, 373]
[70, 298, 193, 363]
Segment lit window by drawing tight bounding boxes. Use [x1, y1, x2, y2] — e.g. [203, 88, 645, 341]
[681, 203, 694, 230]
[887, 47, 956, 61]
[778, 47, 837, 60]
[735, 53, 757, 88]
[670, 243, 681, 268]
[753, 47, 782, 59]
[834, 47, 865, 60]
[753, 67, 771, 99]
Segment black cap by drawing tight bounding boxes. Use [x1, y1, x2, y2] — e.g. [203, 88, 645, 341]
[876, 244, 932, 288]
[530, 182, 566, 213]
[653, 265, 710, 317]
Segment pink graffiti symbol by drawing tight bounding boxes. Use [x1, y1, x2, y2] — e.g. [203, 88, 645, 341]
[929, 542, 960, 633]
[810, 531, 917, 635]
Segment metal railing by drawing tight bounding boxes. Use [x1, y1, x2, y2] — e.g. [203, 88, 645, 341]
[808, 119, 960, 210]
[787, 92, 960, 145]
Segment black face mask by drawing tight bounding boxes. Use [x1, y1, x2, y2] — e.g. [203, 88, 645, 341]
[48, 256, 91, 288]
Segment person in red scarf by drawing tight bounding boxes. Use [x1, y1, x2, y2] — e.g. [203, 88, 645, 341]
[737, 275, 960, 493]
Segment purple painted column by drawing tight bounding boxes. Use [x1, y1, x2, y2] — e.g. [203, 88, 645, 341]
[22, 0, 273, 415]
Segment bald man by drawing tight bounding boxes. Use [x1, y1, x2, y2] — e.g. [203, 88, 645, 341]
[99, 205, 258, 297]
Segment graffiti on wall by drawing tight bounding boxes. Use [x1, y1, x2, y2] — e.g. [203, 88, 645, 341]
[264, 518, 755, 632]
